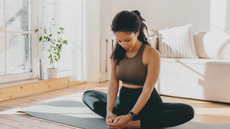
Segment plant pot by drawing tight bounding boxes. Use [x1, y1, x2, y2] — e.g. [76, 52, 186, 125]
[47, 68, 58, 79]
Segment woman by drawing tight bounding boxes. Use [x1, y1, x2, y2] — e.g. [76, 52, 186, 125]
[82, 10, 194, 129]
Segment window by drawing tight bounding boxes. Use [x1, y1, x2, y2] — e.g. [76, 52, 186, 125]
[0, 0, 38, 84]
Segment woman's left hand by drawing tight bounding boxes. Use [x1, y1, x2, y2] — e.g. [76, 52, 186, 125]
[107, 115, 131, 129]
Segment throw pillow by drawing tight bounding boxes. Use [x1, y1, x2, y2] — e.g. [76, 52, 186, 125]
[158, 24, 198, 58]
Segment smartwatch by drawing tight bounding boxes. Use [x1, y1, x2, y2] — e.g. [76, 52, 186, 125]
[128, 110, 136, 118]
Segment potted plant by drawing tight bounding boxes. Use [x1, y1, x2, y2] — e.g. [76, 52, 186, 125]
[35, 18, 68, 79]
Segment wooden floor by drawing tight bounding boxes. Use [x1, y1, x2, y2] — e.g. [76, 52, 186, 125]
[0, 81, 230, 129]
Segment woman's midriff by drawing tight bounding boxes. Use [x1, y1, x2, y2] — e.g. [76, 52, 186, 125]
[122, 83, 143, 89]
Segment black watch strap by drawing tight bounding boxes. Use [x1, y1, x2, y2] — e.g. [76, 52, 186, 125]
[128, 110, 136, 118]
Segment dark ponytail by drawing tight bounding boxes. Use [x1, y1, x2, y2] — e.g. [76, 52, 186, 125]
[110, 10, 151, 65]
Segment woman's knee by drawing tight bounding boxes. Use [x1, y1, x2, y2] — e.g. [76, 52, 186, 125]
[82, 90, 96, 102]
[82, 90, 107, 103]
[182, 104, 195, 120]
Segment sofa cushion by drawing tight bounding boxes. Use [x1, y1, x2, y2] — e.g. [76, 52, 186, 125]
[193, 32, 230, 59]
[158, 24, 198, 59]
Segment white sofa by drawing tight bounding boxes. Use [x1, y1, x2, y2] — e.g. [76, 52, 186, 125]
[153, 32, 230, 103]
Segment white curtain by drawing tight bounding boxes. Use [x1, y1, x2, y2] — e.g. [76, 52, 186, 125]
[69, 0, 101, 82]
[41, 0, 80, 78]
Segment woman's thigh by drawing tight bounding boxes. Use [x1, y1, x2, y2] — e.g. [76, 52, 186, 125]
[136, 102, 194, 120]
[156, 102, 194, 113]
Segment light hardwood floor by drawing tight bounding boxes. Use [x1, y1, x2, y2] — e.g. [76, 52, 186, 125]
[0, 81, 230, 129]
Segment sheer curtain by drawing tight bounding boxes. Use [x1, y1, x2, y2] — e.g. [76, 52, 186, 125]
[41, 0, 76, 78]
[69, 0, 101, 82]
[41, 0, 100, 82]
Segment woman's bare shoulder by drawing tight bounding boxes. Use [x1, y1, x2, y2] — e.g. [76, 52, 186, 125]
[143, 44, 160, 64]
[145, 44, 159, 55]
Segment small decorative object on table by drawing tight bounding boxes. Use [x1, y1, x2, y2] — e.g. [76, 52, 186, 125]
[38, 59, 44, 80]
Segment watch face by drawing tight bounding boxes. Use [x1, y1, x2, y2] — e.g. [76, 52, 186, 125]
[128, 111, 136, 117]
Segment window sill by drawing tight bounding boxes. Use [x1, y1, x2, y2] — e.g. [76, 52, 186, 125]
[0, 78, 39, 88]
[0, 76, 87, 102]
[0, 71, 70, 88]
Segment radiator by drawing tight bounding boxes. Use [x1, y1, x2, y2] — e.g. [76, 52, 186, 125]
[100, 38, 116, 82]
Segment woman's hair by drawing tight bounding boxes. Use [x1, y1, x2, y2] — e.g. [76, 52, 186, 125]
[110, 10, 151, 65]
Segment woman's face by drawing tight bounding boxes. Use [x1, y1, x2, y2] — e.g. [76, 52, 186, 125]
[114, 31, 139, 51]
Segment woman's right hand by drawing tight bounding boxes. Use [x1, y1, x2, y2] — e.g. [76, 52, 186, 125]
[106, 111, 118, 128]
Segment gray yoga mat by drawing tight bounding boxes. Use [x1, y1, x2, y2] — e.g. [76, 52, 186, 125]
[18, 97, 230, 129]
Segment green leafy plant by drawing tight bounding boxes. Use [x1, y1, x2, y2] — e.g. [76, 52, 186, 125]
[35, 18, 68, 69]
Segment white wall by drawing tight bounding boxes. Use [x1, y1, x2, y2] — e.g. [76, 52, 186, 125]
[100, 0, 113, 39]
[101, 0, 230, 39]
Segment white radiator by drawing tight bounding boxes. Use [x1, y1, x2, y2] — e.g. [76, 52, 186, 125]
[100, 38, 116, 82]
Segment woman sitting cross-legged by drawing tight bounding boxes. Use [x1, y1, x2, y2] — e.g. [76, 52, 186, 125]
[82, 10, 194, 129]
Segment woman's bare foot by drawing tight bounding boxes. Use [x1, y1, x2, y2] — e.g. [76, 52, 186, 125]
[125, 120, 141, 129]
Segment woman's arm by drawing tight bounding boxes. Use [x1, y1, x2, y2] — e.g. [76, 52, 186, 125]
[107, 59, 119, 112]
[131, 48, 161, 116]
[107, 82, 119, 112]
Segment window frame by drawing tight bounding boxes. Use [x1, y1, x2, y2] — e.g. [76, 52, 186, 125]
[0, 0, 39, 84]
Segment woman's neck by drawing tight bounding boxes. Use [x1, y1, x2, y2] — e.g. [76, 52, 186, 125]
[129, 40, 142, 53]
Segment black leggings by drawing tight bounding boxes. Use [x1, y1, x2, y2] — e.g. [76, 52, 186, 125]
[82, 86, 194, 129]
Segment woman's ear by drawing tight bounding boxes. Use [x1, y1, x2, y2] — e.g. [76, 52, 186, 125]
[136, 31, 139, 37]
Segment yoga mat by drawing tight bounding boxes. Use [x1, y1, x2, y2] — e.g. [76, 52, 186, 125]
[18, 97, 230, 129]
